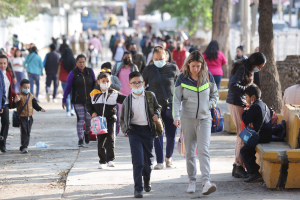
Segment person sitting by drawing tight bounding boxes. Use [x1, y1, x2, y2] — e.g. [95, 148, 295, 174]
[240, 84, 272, 182]
[282, 79, 300, 115]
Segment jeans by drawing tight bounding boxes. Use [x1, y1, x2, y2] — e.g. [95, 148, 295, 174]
[0, 105, 9, 150]
[128, 125, 155, 191]
[14, 71, 23, 93]
[61, 81, 73, 112]
[46, 74, 58, 99]
[28, 73, 40, 99]
[213, 75, 222, 90]
[116, 104, 119, 135]
[154, 110, 178, 163]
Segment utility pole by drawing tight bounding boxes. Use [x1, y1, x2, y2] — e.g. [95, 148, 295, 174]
[241, 0, 251, 54]
[278, 0, 283, 20]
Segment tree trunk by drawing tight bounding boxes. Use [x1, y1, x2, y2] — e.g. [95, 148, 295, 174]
[259, 0, 283, 112]
[212, 0, 231, 78]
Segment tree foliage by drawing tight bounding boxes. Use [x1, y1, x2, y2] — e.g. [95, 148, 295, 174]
[0, 0, 41, 21]
[145, 0, 212, 36]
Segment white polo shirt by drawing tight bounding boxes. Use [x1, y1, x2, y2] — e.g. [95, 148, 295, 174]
[131, 91, 148, 125]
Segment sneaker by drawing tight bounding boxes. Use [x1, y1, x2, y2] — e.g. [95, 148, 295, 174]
[166, 158, 173, 168]
[98, 164, 106, 169]
[78, 139, 84, 147]
[53, 99, 57, 103]
[186, 180, 196, 193]
[46, 93, 50, 102]
[154, 163, 164, 170]
[66, 112, 71, 117]
[202, 181, 217, 195]
[107, 161, 115, 167]
[70, 109, 75, 116]
[21, 148, 29, 154]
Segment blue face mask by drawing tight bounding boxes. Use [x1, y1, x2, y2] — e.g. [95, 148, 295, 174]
[166, 54, 170, 60]
[130, 50, 137, 56]
[22, 88, 30, 94]
[132, 87, 144, 94]
[253, 67, 260, 73]
[154, 60, 166, 68]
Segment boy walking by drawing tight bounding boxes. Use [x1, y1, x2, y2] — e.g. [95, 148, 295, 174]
[120, 71, 161, 198]
[16, 79, 45, 153]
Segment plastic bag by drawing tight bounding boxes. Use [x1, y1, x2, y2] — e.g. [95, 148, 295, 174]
[35, 141, 49, 148]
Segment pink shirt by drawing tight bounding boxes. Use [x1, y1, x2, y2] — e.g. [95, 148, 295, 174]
[203, 51, 227, 76]
[118, 67, 132, 96]
[88, 37, 102, 52]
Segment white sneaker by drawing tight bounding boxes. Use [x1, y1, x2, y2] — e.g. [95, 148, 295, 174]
[98, 164, 106, 169]
[154, 163, 164, 170]
[66, 112, 71, 117]
[186, 180, 196, 193]
[70, 109, 75, 116]
[107, 161, 115, 167]
[202, 181, 217, 195]
[53, 99, 57, 103]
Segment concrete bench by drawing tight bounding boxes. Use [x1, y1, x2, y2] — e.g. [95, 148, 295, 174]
[220, 78, 229, 88]
[283, 105, 300, 149]
[219, 89, 228, 101]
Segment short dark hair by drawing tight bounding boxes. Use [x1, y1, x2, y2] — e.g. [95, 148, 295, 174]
[20, 79, 30, 86]
[101, 62, 112, 69]
[123, 51, 132, 57]
[245, 84, 261, 99]
[97, 72, 111, 80]
[0, 54, 9, 62]
[76, 54, 86, 62]
[50, 44, 56, 51]
[129, 71, 143, 82]
[237, 45, 244, 51]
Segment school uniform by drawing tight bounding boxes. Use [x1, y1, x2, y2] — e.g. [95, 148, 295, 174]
[120, 91, 161, 191]
[87, 87, 126, 164]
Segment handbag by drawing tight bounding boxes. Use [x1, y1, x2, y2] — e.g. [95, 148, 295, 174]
[12, 95, 30, 128]
[90, 92, 109, 135]
[154, 66, 173, 118]
[145, 91, 164, 138]
[239, 105, 268, 147]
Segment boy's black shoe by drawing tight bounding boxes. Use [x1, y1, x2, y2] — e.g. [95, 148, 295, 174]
[144, 177, 151, 192]
[232, 164, 236, 176]
[244, 172, 262, 182]
[22, 148, 28, 154]
[0, 148, 7, 153]
[78, 139, 84, 147]
[234, 166, 248, 178]
[134, 190, 143, 198]
[84, 134, 90, 144]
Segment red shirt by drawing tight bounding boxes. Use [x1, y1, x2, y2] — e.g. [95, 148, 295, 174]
[203, 51, 227, 76]
[59, 60, 69, 82]
[172, 48, 186, 70]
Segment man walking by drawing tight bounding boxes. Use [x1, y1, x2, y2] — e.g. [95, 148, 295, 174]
[129, 43, 146, 73]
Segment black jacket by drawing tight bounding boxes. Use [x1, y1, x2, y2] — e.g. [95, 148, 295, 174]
[87, 86, 126, 119]
[71, 68, 95, 104]
[45, 51, 59, 75]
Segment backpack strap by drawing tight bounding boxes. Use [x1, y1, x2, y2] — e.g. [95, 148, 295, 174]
[116, 62, 122, 72]
[145, 91, 155, 116]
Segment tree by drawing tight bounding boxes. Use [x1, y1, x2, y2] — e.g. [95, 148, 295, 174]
[0, 0, 40, 21]
[145, 0, 212, 36]
[212, 0, 231, 78]
[259, 0, 282, 112]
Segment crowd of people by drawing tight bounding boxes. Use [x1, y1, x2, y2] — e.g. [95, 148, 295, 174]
[0, 29, 298, 198]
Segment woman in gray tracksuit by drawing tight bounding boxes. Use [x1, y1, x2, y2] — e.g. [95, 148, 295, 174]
[173, 51, 218, 195]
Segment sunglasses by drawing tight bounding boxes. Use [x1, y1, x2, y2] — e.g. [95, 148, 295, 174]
[101, 69, 111, 73]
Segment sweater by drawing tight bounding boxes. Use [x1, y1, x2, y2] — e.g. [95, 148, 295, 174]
[44, 51, 60, 75]
[24, 52, 44, 75]
[143, 63, 180, 111]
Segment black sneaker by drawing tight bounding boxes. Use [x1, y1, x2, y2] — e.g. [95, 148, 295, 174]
[84, 134, 90, 144]
[78, 139, 84, 147]
[234, 166, 248, 178]
[22, 148, 28, 154]
[0, 147, 7, 153]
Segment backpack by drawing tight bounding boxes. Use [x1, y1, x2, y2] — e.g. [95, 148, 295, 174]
[211, 107, 224, 133]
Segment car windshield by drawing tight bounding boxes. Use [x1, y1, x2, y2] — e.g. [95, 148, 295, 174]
[273, 23, 285, 30]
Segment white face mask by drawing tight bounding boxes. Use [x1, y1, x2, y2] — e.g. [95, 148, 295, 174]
[118, 43, 122, 47]
[100, 83, 110, 91]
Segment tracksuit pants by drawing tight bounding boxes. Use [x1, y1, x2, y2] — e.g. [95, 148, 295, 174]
[128, 124, 155, 191]
[74, 104, 91, 140]
[46, 74, 58, 99]
[19, 116, 33, 150]
[181, 117, 211, 186]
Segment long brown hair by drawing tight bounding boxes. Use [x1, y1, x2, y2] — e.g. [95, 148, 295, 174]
[181, 51, 208, 87]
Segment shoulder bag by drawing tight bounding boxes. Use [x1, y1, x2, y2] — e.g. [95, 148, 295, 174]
[239, 105, 268, 147]
[12, 95, 30, 127]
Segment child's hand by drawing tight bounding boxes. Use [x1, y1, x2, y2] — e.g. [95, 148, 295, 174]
[174, 120, 181, 128]
[14, 95, 20, 103]
[62, 103, 66, 109]
[0, 109, 3, 114]
[41, 109, 46, 112]
[152, 115, 158, 122]
[92, 113, 97, 118]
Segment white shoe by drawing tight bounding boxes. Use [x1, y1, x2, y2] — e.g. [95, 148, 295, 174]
[53, 99, 57, 103]
[66, 112, 71, 117]
[98, 164, 106, 169]
[186, 180, 196, 193]
[202, 181, 217, 195]
[154, 163, 164, 170]
[70, 109, 75, 116]
[107, 161, 115, 167]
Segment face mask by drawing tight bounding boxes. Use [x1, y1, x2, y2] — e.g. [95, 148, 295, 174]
[123, 58, 131, 65]
[177, 47, 180, 51]
[22, 88, 30, 94]
[251, 99, 254, 105]
[118, 43, 122, 47]
[154, 59, 166, 68]
[100, 83, 110, 91]
[166, 54, 169, 60]
[253, 67, 260, 73]
[132, 87, 144, 94]
[130, 50, 137, 56]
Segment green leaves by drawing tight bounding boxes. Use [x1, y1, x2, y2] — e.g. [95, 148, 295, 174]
[145, 0, 212, 35]
[0, 0, 40, 21]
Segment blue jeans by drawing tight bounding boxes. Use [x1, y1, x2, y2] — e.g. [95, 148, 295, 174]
[116, 104, 119, 135]
[213, 75, 222, 90]
[28, 73, 40, 99]
[154, 110, 177, 163]
[61, 81, 73, 112]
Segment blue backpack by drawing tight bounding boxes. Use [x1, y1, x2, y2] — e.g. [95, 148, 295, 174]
[211, 107, 224, 133]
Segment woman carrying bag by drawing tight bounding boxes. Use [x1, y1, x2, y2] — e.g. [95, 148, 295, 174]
[143, 46, 180, 169]
[173, 51, 218, 195]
